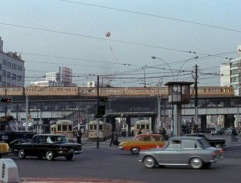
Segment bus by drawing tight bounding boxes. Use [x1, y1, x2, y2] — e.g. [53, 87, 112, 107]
[50, 120, 74, 142]
[87, 120, 112, 141]
[133, 120, 151, 136]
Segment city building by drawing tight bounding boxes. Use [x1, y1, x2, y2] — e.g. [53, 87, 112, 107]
[30, 66, 77, 87]
[221, 45, 241, 96]
[220, 63, 230, 86]
[0, 37, 25, 87]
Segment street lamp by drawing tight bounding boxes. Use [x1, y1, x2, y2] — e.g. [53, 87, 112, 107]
[151, 56, 175, 81]
[177, 56, 198, 80]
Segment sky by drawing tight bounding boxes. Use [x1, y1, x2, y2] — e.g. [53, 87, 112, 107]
[0, 0, 241, 87]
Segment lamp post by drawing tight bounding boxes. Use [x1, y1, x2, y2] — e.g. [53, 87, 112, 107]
[177, 56, 198, 80]
[151, 56, 175, 81]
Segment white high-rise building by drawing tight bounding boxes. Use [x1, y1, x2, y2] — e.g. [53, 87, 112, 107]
[226, 45, 241, 96]
[0, 37, 25, 87]
[220, 63, 230, 87]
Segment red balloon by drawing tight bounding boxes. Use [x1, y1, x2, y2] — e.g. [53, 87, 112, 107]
[105, 32, 111, 37]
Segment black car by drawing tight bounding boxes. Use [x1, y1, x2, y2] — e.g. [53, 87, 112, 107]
[185, 133, 226, 148]
[14, 134, 83, 160]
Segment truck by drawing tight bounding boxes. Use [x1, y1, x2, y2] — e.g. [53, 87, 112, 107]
[0, 116, 35, 153]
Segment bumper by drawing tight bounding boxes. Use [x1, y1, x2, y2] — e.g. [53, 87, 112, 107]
[119, 147, 124, 150]
[57, 149, 83, 155]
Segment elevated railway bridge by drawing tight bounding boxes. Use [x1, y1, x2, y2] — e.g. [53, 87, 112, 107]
[0, 86, 239, 134]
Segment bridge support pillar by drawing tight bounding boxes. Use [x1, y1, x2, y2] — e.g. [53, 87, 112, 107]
[200, 115, 207, 133]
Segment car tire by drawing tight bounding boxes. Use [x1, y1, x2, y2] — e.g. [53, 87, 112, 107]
[144, 156, 156, 168]
[131, 147, 140, 154]
[18, 149, 26, 159]
[190, 157, 203, 169]
[46, 151, 55, 161]
[65, 154, 74, 160]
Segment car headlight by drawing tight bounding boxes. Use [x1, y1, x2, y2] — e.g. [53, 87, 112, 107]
[1, 135, 9, 140]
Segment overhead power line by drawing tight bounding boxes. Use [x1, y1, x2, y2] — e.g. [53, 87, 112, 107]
[60, 0, 241, 33]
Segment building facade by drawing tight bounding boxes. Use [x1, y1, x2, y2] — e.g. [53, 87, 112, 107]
[0, 37, 25, 87]
[30, 66, 76, 87]
[221, 45, 241, 96]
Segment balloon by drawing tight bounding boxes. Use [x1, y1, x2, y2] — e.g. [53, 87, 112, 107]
[105, 32, 111, 37]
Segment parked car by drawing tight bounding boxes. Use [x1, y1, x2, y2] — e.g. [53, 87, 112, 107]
[119, 134, 166, 154]
[0, 143, 10, 158]
[224, 127, 233, 136]
[14, 134, 83, 160]
[139, 136, 223, 169]
[211, 127, 225, 135]
[185, 133, 226, 148]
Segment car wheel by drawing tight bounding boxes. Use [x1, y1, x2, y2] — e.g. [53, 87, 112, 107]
[144, 156, 156, 168]
[202, 163, 211, 169]
[18, 149, 26, 159]
[65, 154, 74, 160]
[46, 151, 55, 161]
[190, 157, 203, 169]
[131, 147, 140, 154]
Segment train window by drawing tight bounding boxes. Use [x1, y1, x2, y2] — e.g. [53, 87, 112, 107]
[69, 125, 72, 131]
[89, 125, 93, 130]
[141, 124, 145, 129]
[99, 125, 102, 130]
[62, 124, 67, 131]
[146, 124, 149, 129]
[137, 124, 140, 129]
[57, 125, 61, 131]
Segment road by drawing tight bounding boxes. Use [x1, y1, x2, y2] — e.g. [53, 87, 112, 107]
[4, 134, 241, 183]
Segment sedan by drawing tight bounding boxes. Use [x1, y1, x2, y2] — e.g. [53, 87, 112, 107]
[139, 136, 223, 169]
[119, 134, 166, 154]
[14, 134, 83, 160]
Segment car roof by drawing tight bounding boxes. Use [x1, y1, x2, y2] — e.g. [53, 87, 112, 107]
[170, 136, 203, 141]
[137, 134, 162, 137]
[33, 134, 65, 137]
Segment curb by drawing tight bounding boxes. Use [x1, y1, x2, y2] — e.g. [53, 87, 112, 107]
[20, 178, 145, 183]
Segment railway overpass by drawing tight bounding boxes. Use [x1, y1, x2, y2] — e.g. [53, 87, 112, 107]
[0, 94, 241, 134]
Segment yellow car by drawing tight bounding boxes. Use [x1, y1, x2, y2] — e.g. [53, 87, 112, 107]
[119, 134, 166, 154]
[0, 143, 10, 158]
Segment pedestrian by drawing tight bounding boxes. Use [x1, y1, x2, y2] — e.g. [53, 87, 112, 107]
[110, 131, 119, 146]
[76, 129, 82, 144]
[231, 127, 238, 142]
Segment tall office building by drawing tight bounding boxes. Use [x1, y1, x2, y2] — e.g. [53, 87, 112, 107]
[226, 45, 241, 96]
[0, 37, 25, 87]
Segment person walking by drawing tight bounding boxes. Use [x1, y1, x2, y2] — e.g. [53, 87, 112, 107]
[231, 128, 238, 142]
[76, 129, 82, 144]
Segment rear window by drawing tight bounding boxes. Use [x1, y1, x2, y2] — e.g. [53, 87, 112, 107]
[198, 138, 211, 148]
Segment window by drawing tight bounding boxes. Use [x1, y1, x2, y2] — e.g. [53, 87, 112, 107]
[12, 74, 16, 80]
[7, 72, 11, 78]
[182, 140, 199, 149]
[62, 124, 67, 131]
[57, 125, 61, 131]
[2, 70, 6, 77]
[139, 136, 150, 141]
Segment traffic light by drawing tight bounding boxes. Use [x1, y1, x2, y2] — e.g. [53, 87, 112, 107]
[0, 96, 13, 105]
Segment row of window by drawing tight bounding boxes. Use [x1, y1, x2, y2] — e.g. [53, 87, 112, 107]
[1, 70, 23, 81]
[2, 59, 23, 71]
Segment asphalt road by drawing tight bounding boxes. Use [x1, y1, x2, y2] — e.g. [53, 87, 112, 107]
[4, 134, 241, 183]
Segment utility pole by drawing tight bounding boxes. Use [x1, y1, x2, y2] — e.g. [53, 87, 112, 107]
[194, 65, 198, 132]
[96, 75, 100, 148]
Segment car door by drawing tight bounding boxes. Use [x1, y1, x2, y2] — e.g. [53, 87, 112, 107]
[180, 140, 200, 164]
[155, 140, 183, 164]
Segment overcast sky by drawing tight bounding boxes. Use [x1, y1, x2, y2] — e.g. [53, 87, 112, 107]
[0, 0, 240, 87]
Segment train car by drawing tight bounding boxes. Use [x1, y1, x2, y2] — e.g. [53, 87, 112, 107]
[25, 86, 79, 96]
[87, 120, 112, 141]
[133, 120, 151, 136]
[0, 87, 24, 96]
[50, 120, 74, 142]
